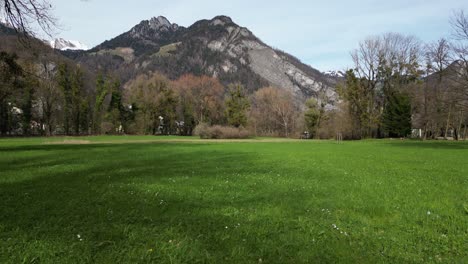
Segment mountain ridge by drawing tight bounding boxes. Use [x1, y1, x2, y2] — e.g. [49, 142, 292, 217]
[65, 15, 339, 104]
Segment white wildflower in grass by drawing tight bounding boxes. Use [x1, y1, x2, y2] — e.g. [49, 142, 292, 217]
[77, 234, 81, 239]
[427, 211, 431, 215]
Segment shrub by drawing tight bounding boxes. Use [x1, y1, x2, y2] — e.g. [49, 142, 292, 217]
[194, 123, 250, 139]
[100, 122, 114, 134]
[193, 122, 210, 138]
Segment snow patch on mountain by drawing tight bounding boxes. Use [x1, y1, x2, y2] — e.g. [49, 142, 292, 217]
[323, 70, 345, 78]
[50, 38, 89, 51]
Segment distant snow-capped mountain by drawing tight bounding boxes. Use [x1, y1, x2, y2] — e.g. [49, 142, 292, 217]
[323, 70, 345, 78]
[50, 38, 88, 50]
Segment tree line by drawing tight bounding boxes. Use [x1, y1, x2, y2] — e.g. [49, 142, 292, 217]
[332, 10, 468, 140]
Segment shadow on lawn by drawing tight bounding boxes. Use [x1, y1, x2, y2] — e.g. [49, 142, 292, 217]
[0, 142, 347, 263]
[385, 140, 468, 150]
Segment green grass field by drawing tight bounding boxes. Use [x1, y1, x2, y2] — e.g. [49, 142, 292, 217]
[0, 136, 467, 263]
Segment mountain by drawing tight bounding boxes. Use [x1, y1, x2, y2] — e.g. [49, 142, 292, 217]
[66, 15, 339, 104]
[50, 38, 88, 50]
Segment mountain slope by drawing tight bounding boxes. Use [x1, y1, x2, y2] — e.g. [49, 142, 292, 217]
[66, 15, 338, 103]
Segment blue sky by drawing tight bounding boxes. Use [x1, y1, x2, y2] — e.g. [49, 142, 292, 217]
[50, 0, 468, 71]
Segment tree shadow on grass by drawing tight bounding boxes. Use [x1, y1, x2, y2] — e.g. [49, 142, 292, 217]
[384, 140, 468, 150]
[0, 142, 357, 263]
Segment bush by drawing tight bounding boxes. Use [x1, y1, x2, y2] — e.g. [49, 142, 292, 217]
[194, 123, 250, 139]
[100, 122, 114, 134]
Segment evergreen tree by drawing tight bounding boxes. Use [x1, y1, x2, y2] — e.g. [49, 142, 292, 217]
[71, 67, 84, 135]
[304, 98, 321, 138]
[382, 91, 412, 137]
[58, 64, 86, 135]
[57, 63, 72, 135]
[93, 72, 108, 134]
[340, 70, 370, 139]
[225, 83, 249, 127]
[181, 101, 195, 135]
[158, 84, 178, 135]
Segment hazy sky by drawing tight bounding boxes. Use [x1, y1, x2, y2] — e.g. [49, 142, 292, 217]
[49, 0, 468, 71]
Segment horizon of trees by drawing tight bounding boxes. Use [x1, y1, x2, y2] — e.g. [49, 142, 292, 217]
[336, 10, 468, 140]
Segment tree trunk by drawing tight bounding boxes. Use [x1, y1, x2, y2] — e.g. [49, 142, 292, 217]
[463, 124, 467, 140]
[444, 105, 452, 139]
[423, 81, 428, 140]
[457, 110, 464, 141]
[284, 121, 288, 138]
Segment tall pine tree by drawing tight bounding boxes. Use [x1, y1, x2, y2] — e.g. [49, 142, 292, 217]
[225, 83, 249, 128]
[382, 91, 412, 137]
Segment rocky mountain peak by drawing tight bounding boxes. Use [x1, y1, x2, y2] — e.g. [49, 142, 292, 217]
[210, 15, 234, 26]
[129, 15, 180, 39]
[148, 16, 178, 31]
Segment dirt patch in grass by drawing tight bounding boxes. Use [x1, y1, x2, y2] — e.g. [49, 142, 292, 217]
[43, 138, 303, 145]
[46, 139, 91, 145]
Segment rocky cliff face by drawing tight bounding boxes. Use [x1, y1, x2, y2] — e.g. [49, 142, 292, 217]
[201, 16, 337, 102]
[67, 15, 339, 104]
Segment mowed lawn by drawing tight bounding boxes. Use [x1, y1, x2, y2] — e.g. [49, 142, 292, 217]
[0, 137, 467, 263]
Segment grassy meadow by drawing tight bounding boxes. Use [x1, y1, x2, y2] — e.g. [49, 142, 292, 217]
[0, 136, 467, 263]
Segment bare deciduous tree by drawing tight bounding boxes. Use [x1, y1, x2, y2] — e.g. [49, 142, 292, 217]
[250, 87, 300, 137]
[420, 38, 452, 139]
[0, 0, 56, 37]
[450, 10, 468, 140]
[350, 32, 422, 138]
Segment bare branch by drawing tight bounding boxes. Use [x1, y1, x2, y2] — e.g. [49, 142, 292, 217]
[0, 0, 57, 37]
[450, 9, 468, 41]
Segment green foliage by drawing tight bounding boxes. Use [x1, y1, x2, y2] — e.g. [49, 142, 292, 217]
[157, 85, 178, 135]
[71, 67, 85, 134]
[57, 63, 72, 135]
[57, 64, 87, 135]
[106, 79, 123, 133]
[225, 83, 249, 128]
[304, 98, 324, 138]
[180, 100, 196, 136]
[382, 91, 412, 137]
[0, 137, 467, 263]
[93, 73, 108, 134]
[341, 70, 371, 138]
[128, 74, 177, 135]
